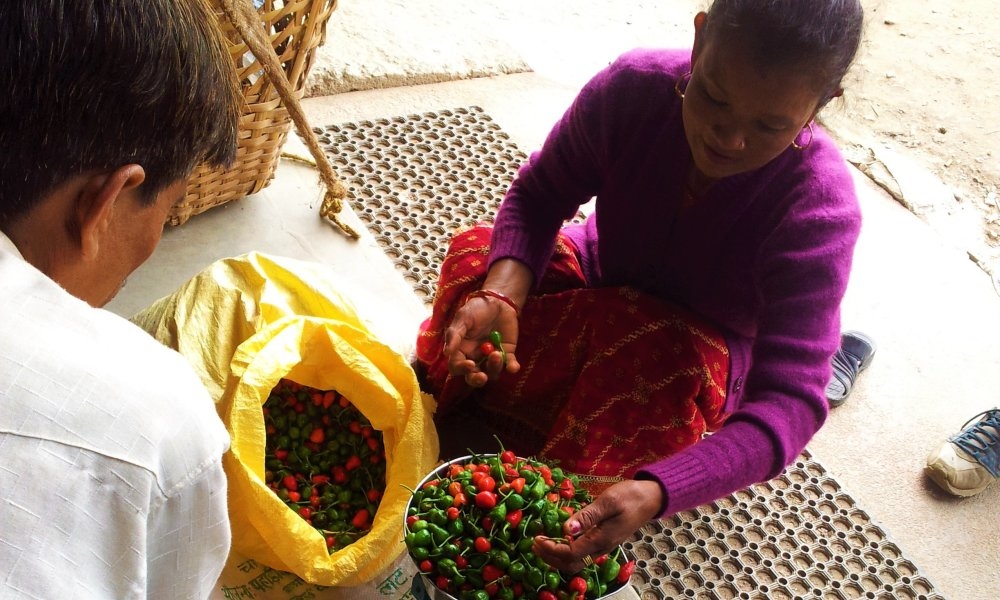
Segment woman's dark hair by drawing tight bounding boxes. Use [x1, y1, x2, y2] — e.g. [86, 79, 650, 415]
[703, 0, 864, 104]
[0, 0, 243, 227]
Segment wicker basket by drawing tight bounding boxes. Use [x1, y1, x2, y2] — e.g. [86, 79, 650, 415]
[169, 0, 338, 226]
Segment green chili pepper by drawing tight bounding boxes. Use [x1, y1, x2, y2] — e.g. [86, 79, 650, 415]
[488, 503, 507, 522]
[516, 537, 534, 556]
[406, 529, 432, 548]
[490, 549, 511, 570]
[489, 330, 507, 367]
[525, 567, 544, 590]
[466, 571, 485, 588]
[545, 570, 561, 591]
[436, 557, 457, 576]
[428, 523, 450, 545]
[599, 557, 621, 583]
[508, 561, 526, 581]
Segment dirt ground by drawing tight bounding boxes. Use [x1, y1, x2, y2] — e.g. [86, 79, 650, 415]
[819, 0, 1000, 280]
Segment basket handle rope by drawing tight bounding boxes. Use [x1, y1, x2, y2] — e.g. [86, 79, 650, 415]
[217, 0, 361, 240]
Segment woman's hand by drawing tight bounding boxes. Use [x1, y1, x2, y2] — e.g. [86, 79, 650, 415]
[531, 479, 664, 573]
[443, 293, 521, 386]
[443, 259, 532, 387]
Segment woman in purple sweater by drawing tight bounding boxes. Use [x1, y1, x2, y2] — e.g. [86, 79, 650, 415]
[415, 0, 865, 571]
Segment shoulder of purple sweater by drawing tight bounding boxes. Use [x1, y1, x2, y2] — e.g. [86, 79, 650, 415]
[588, 48, 692, 93]
[785, 124, 862, 226]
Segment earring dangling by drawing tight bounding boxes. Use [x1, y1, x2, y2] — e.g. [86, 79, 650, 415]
[674, 72, 692, 99]
[791, 122, 814, 151]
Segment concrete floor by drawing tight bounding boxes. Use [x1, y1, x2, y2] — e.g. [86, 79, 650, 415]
[108, 71, 1000, 599]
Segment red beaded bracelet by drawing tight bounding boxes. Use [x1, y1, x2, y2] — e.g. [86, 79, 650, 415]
[464, 289, 521, 316]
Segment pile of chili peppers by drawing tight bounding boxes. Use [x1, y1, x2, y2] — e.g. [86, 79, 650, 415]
[404, 449, 635, 600]
[263, 378, 386, 553]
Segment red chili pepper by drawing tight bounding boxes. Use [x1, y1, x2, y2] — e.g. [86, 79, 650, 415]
[419, 559, 433, 572]
[510, 477, 526, 494]
[500, 449, 517, 465]
[559, 478, 575, 499]
[331, 466, 348, 484]
[475, 490, 497, 509]
[298, 507, 311, 519]
[274, 449, 289, 460]
[367, 488, 381, 502]
[406, 515, 420, 527]
[446, 506, 460, 520]
[455, 555, 469, 569]
[366, 436, 380, 451]
[345, 455, 362, 471]
[287, 491, 300, 503]
[282, 475, 298, 492]
[309, 427, 325, 444]
[351, 508, 370, 529]
[311, 474, 330, 485]
[476, 475, 496, 493]
[538, 591, 557, 600]
[452, 492, 468, 507]
[322, 390, 336, 408]
[474, 536, 492, 553]
[349, 420, 362, 434]
[479, 341, 496, 356]
[505, 508, 523, 529]
[617, 559, 636, 584]
[568, 576, 588, 595]
[539, 466, 553, 486]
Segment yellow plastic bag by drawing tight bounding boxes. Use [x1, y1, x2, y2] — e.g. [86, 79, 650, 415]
[133, 252, 438, 587]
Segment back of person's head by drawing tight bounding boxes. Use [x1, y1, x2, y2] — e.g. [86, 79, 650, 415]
[0, 0, 242, 228]
[704, 0, 864, 105]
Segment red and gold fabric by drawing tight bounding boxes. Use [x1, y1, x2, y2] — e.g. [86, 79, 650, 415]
[416, 226, 731, 483]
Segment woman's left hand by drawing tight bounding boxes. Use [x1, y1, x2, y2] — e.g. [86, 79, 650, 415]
[531, 479, 664, 573]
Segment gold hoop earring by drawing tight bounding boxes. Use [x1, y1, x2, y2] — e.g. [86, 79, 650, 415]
[791, 122, 814, 151]
[674, 72, 692, 99]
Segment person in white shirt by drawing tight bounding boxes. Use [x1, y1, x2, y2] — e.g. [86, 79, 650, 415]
[0, 1, 242, 598]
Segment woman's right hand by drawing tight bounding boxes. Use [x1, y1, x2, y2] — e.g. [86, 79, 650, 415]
[443, 291, 521, 387]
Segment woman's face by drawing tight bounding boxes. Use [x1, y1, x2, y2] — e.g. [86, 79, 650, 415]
[682, 21, 825, 180]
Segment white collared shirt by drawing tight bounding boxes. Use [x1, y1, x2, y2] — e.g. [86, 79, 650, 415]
[0, 232, 231, 599]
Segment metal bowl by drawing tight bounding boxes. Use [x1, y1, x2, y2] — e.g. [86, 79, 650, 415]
[402, 454, 635, 600]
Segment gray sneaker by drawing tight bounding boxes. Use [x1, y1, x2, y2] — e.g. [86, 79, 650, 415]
[925, 408, 1000, 497]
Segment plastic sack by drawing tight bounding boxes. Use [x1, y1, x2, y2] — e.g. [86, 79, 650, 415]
[132, 251, 439, 587]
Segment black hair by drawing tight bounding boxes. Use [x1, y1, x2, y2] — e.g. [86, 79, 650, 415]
[0, 0, 243, 227]
[703, 0, 864, 104]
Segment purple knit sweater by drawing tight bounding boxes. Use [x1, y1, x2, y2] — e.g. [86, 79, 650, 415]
[489, 49, 861, 516]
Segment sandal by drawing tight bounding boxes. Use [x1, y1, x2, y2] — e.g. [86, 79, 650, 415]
[825, 330, 876, 408]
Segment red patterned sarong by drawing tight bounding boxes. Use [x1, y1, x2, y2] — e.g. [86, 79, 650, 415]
[417, 226, 730, 483]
